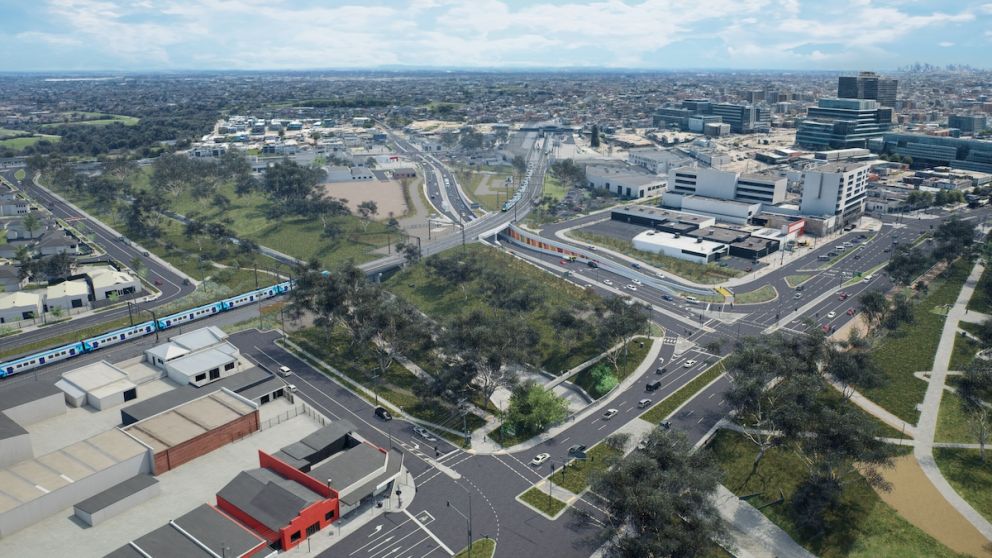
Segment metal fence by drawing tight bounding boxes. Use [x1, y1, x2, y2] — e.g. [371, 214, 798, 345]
[258, 400, 329, 431]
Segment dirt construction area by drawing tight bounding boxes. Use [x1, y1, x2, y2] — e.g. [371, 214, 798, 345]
[322, 179, 408, 217]
[874, 454, 992, 557]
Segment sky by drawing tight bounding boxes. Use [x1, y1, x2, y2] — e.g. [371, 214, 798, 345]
[0, 0, 990, 72]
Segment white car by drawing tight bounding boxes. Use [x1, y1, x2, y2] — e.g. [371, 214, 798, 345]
[625, 284, 637, 291]
[637, 398, 652, 409]
[632, 279, 642, 286]
[530, 453, 551, 466]
[603, 408, 619, 420]
[683, 359, 697, 368]
[278, 365, 293, 377]
[413, 426, 438, 442]
[603, 279, 614, 286]
[863, 274, 874, 282]
[827, 311, 836, 319]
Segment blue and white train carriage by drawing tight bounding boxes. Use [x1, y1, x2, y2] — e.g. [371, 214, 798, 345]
[82, 321, 157, 351]
[1, 342, 85, 377]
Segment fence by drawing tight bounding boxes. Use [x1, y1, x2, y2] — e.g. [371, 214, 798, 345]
[258, 400, 329, 431]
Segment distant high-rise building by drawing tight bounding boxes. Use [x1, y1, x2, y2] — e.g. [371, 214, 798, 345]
[795, 98, 893, 150]
[838, 71, 898, 108]
[948, 114, 988, 135]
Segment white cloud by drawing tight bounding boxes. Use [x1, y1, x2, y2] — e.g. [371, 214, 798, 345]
[16, 31, 81, 46]
[938, 41, 955, 47]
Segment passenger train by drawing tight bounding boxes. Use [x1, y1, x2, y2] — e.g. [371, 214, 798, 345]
[0, 280, 293, 378]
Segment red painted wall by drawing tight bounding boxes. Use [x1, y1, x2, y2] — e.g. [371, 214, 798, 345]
[216, 494, 280, 543]
[277, 497, 341, 550]
[259, 450, 337, 498]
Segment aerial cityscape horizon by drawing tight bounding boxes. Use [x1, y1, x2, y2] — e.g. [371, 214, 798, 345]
[4, 2, 992, 558]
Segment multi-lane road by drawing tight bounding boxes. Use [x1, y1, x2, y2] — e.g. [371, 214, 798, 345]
[0, 169, 195, 356]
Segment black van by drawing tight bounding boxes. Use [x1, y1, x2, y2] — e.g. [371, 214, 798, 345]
[646, 380, 662, 392]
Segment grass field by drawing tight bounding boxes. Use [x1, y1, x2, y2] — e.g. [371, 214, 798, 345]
[709, 430, 964, 558]
[968, 267, 992, 314]
[543, 174, 570, 202]
[570, 229, 744, 284]
[552, 442, 621, 494]
[0, 134, 60, 150]
[950, 333, 981, 371]
[0, 128, 27, 138]
[860, 260, 972, 424]
[386, 244, 604, 374]
[935, 390, 979, 444]
[13, 169, 25, 181]
[934, 448, 992, 523]
[453, 538, 496, 558]
[519, 485, 567, 516]
[641, 361, 725, 424]
[733, 284, 777, 305]
[785, 274, 812, 288]
[40, 113, 139, 128]
[572, 340, 651, 399]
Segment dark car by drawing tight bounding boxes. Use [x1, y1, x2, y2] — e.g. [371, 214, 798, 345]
[587, 261, 599, 269]
[656, 366, 668, 375]
[662, 294, 674, 301]
[374, 406, 393, 421]
[646, 380, 662, 392]
[568, 444, 587, 456]
[631, 263, 641, 269]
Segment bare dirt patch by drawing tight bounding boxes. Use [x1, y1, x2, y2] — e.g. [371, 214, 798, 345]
[322, 179, 408, 218]
[873, 454, 992, 557]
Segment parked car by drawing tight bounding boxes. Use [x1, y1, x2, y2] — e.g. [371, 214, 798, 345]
[602, 408, 619, 420]
[530, 453, 551, 466]
[637, 398, 652, 409]
[414, 426, 438, 442]
[374, 407, 393, 421]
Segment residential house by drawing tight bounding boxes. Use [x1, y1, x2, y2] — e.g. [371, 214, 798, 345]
[44, 279, 90, 313]
[0, 264, 26, 292]
[0, 291, 42, 324]
[35, 229, 79, 256]
[82, 267, 140, 300]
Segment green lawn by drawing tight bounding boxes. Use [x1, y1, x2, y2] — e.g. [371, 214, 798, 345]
[709, 430, 965, 558]
[860, 260, 972, 424]
[950, 333, 981, 371]
[518, 485, 567, 516]
[0, 128, 26, 138]
[968, 267, 992, 314]
[785, 274, 812, 288]
[641, 361, 725, 424]
[543, 174, 570, 202]
[570, 229, 743, 285]
[935, 390, 979, 444]
[733, 284, 777, 305]
[934, 448, 992, 523]
[453, 538, 496, 558]
[552, 442, 621, 494]
[13, 169, 25, 180]
[40, 113, 139, 127]
[0, 134, 60, 150]
[386, 244, 604, 374]
[572, 340, 651, 399]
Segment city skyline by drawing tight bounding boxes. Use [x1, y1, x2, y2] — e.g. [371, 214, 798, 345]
[1, 0, 990, 72]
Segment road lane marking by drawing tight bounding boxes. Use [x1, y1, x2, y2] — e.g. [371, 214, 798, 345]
[403, 509, 454, 556]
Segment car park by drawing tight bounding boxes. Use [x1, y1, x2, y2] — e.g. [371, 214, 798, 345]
[530, 453, 551, 466]
[684, 359, 697, 368]
[637, 398, 652, 409]
[603, 408, 619, 420]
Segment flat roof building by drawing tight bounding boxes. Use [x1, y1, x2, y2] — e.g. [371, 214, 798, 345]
[56, 360, 138, 410]
[106, 503, 268, 558]
[796, 98, 893, 150]
[800, 161, 870, 226]
[586, 165, 665, 199]
[668, 166, 786, 205]
[632, 230, 727, 264]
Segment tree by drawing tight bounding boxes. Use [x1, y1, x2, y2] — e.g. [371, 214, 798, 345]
[591, 429, 725, 558]
[357, 200, 378, 232]
[129, 256, 147, 279]
[365, 156, 377, 169]
[826, 331, 884, 400]
[211, 192, 232, 211]
[511, 155, 527, 179]
[590, 124, 601, 148]
[42, 252, 73, 280]
[886, 246, 933, 285]
[503, 380, 569, 438]
[261, 159, 327, 215]
[958, 360, 992, 462]
[366, 296, 427, 396]
[445, 309, 538, 410]
[859, 290, 889, 334]
[595, 296, 648, 372]
[22, 212, 41, 239]
[395, 241, 421, 263]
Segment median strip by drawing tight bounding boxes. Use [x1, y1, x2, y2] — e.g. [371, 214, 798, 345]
[640, 360, 726, 424]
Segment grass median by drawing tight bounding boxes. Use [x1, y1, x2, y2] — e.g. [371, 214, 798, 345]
[552, 443, 621, 494]
[519, 485, 567, 517]
[640, 361, 725, 424]
[453, 537, 496, 558]
[732, 284, 777, 305]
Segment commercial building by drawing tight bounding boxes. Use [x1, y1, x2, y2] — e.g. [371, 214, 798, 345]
[144, 326, 244, 387]
[83, 267, 140, 301]
[586, 165, 665, 199]
[949, 115, 988, 135]
[652, 100, 768, 133]
[56, 361, 138, 410]
[106, 503, 269, 558]
[611, 205, 716, 232]
[868, 133, 992, 174]
[631, 230, 727, 264]
[73, 474, 160, 527]
[800, 161, 870, 225]
[667, 167, 786, 205]
[626, 147, 692, 175]
[796, 98, 893, 150]
[0, 382, 66, 468]
[122, 389, 259, 475]
[838, 71, 898, 108]
[710, 103, 769, 134]
[0, 291, 43, 324]
[669, 196, 762, 225]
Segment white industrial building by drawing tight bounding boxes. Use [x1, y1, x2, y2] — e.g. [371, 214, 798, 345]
[586, 165, 665, 199]
[631, 230, 728, 264]
[144, 326, 243, 387]
[668, 166, 787, 205]
[0, 292, 43, 324]
[627, 147, 692, 175]
[44, 279, 90, 313]
[800, 161, 870, 225]
[82, 267, 140, 301]
[665, 195, 762, 225]
[56, 361, 138, 410]
[0, 383, 66, 468]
